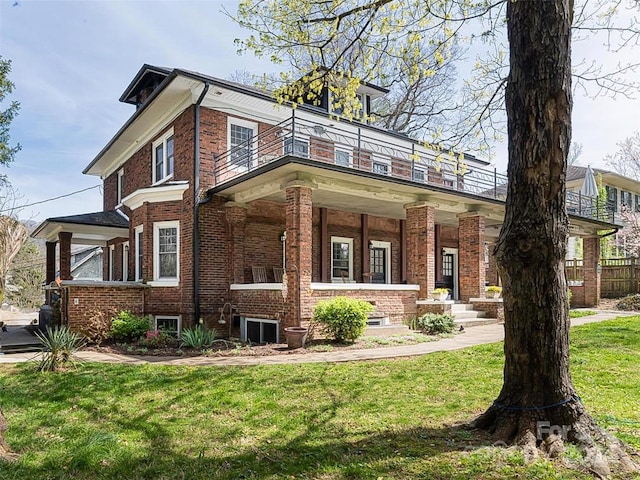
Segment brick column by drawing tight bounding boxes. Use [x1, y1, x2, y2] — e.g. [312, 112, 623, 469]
[285, 183, 313, 327]
[58, 232, 73, 280]
[225, 202, 248, 285]
[583, 236, 601, 307]
[458, 214, 485, 301]
[405, 203, 435, 299]
[45, 241, 57, 284]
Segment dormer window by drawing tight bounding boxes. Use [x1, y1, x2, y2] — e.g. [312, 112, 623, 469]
[330, 92, 367, 120]
[152, 128, 174, 184]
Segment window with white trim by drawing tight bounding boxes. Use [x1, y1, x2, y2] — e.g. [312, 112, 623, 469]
[154, 315, 181, 337]
[117, 169, 124, 205]
[331, 236, 353, 281]
[108, 245, 115, 281]
[241, 317, 279, 344]
[153, 221, 179, 283]
[335, 148, 351, 167]
[284, 137, 309, 158]
[372, 156, 391, 176]
[135, 225, 144, 281]
[228, 118, 258, 171]
[330, 92, 367, 120]
[413, 168, 426, 183]
[122, 242, 129, 282]
[152, 129, 174, 183]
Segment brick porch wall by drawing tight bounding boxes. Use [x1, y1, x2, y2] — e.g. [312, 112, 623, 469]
[583, 236, 601, 307]
[569, 285, 586, 307]
[406, 204, 435, 298]
[458, 215, 485, 301]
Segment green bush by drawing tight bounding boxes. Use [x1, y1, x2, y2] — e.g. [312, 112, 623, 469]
[414, 313, 456, 335]
[313, 296, 373, 342]
[109, 311, 149, 342]
[180, 325, 217, 348]
[35, 325, 86, 372]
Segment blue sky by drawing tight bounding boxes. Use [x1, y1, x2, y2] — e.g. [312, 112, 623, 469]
[1, 0, 639, 222]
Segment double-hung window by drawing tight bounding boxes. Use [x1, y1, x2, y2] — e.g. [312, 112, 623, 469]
[331, 236, 353, 282]
[153, 221, 179, 284]
[606, 186, 618, 212]
[152, 129, 174, 183]
[335, 148, 351, 167]
[228, 118, 257, 171]
[134, 225, 143, 281]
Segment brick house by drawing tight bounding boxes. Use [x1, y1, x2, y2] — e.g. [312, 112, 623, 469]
[32, 65, 618, 341]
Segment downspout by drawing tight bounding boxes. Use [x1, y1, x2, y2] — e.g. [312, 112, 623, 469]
[193, 81, 210, 326]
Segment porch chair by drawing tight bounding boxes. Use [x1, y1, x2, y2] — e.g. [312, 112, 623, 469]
[252, 266, 268, 283]
[273, 267, 284, 283]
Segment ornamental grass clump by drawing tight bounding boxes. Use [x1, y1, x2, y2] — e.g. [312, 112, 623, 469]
[35, 325, 86, 372]
[313, 296, 373, 342]
[180, 325, 218, 348]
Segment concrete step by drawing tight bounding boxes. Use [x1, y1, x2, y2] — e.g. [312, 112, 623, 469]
[364, 324, 411, 336]
[0, 343, 42, 354]
[452, 310, 487, 319]
[450, 303, 475, 312]
[455, 317, 501, 328]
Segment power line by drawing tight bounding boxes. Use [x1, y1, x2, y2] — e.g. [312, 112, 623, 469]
[0, 184, 102, 213]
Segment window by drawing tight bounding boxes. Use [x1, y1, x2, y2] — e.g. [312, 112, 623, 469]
[241, 317, 279, 344]
[330, 92, 367, 120]
[331, 236, 353, 281]
[108, 245, 115, 281]
[635, 195, 640, 213]
[284, 137, 309, 158]
[605, 186, 618, 212]
[621, 190, 632, 208]
[154, 315, 181, 337]
[372, 158, 390, 176]
[117, 169, 124, 205]
[335, 148, 351, 167]
[135, 225, 143, 281]
[153, 221, 179, 283]
[152, 129, 174, 183]
[122, 242, 129, 282]
[228, 118, 257, 170]
[413, 168, 426, 183]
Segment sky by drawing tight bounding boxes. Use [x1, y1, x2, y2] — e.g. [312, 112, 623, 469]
[1, 0, 639, 222]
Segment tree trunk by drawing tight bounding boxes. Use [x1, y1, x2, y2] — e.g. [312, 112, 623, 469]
[471, 0, 637, 475]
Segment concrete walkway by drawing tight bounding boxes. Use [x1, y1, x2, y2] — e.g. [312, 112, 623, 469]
[0, 310, 634, 366]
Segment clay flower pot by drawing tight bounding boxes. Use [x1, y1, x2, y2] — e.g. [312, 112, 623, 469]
[284, 326, 308, 349]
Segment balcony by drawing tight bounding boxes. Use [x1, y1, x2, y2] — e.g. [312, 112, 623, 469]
[212, 115, 615, 224]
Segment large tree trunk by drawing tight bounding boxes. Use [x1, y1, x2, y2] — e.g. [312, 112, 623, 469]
[471, 0, 637, 476]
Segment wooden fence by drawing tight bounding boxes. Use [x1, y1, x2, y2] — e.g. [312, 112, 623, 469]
[566, 258, 640, 297]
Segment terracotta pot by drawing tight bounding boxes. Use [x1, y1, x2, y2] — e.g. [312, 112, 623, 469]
[284, 327, 308, 349]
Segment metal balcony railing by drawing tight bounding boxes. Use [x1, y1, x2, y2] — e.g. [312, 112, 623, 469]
[212, 115, 615, 224]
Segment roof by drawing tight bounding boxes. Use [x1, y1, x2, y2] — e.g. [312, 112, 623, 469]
[31, 211, 129, 245]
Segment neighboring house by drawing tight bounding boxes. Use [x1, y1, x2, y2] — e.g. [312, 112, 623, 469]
[32, 65, 618, 340]
[566, 165, 640, 258]
[70, 246, 103, 280]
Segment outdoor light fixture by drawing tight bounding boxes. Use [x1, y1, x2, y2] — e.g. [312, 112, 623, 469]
[280, 231, 287, 242]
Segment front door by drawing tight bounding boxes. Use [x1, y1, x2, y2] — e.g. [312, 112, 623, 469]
[370, 247, 386, 283]
[441, 247, 459, 300]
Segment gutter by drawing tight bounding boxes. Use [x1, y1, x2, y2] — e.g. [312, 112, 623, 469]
[193, 81, 210, 326]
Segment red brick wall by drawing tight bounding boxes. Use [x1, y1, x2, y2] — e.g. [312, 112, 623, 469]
[406, 204, 435, 298]
[470, 300, 504, 322]
[569, 285, 586, 307]
[63, 284, 147, 333]
[582, 236, 601, 307]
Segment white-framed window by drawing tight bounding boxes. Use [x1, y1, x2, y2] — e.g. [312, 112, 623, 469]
[122, 241, 129, 282]
[241, 317, 279, 344]
[284, 136, 309, 158]
[108, 245, 115, 281]
[135, 225, 144, 281]
[154, 315, 181, 337]
[331, 236, 353, 282]
[335, 148, 351, 167]
[228, 117, 258, 171]
[330, 92, 367, 120]
[372, 156, 391, 176]
[152, 128, 174, 184]
[413, 167, 426, 183]
[117, 168, 124, 205]
[153, 221, 179, 284]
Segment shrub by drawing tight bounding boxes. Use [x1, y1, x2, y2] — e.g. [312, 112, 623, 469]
[180, 325, 218, 348]
[313, 296, 373, 342]
[414, 313, 456, 335]
[141, 329, 176, 348]
[109, 311, 149, 342]
[77, 309, 115, 345]
[35, 325, 86, 372]
[615, 294, 640, 311]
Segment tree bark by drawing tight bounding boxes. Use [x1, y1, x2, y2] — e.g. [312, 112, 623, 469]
[471, 0, 637, 475]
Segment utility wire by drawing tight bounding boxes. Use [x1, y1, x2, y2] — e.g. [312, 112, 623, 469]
[0, 184, 102, 213]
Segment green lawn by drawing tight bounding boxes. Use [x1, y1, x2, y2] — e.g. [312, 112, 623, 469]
[0, 317, 638, 480]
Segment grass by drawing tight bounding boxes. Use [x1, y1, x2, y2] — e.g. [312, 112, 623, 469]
[0, 317, 638, 479]
[569, 309, 597, 319]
